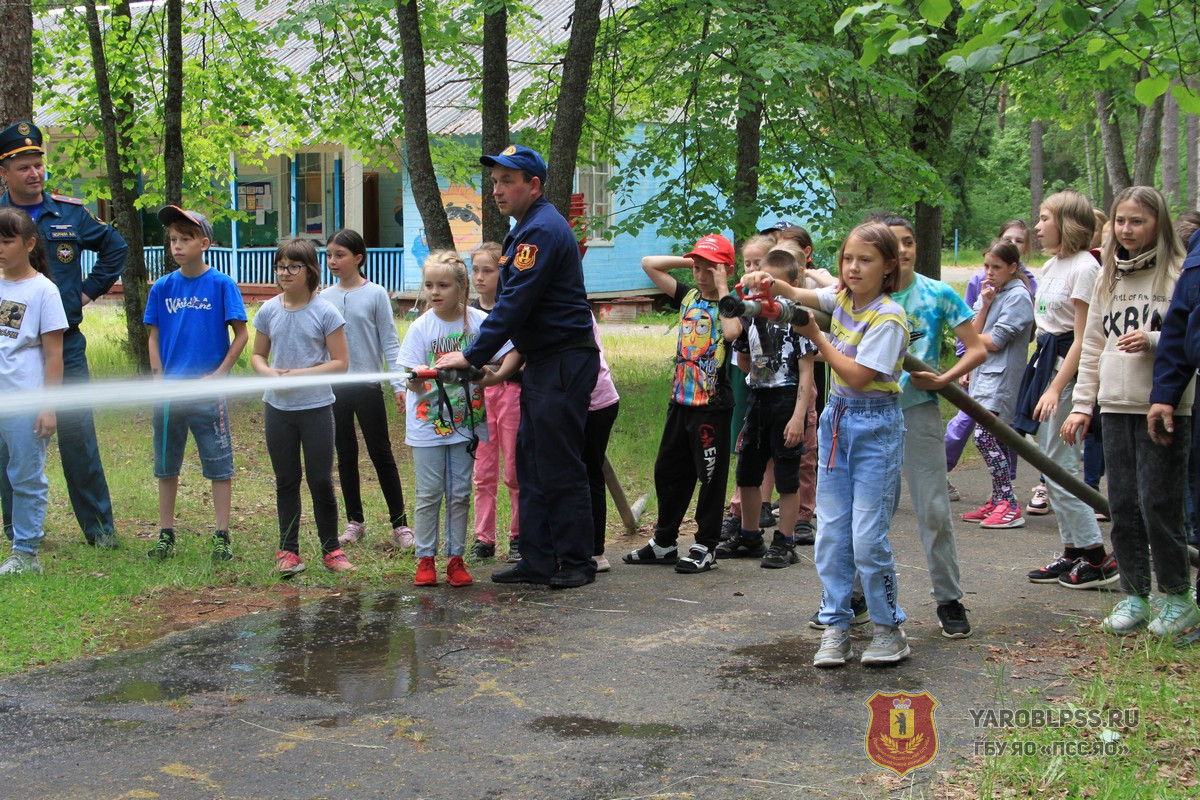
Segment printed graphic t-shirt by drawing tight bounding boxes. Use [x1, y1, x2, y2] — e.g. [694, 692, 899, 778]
[0, 273, 68, 392]
[397, 307, 511, 447]
[670, 283, 732, 409]
[144, 267, 247, 378]
[733, 317, 818, 389]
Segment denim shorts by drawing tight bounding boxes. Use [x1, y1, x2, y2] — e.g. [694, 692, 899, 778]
[152, 397, 234, 480]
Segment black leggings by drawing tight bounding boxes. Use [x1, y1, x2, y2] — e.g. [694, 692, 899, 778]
[264, 404, 340, 555]
[583, 401, 619, 555]
[332, 382, 408, 527]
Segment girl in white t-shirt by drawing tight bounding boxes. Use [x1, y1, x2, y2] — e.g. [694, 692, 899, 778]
[1062, 186, 1195, 635]
[1019, 190, 1113, 589]
[0, 208, 67, 577]
[398, 251, 510, 589]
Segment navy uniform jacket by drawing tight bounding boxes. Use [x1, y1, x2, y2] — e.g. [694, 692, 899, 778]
[0, 190, 128, 327]
[464, 195, 593, 367]
[1150, 228, 1200, 408]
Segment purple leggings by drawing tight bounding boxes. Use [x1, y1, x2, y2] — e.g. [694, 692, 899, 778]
[944, 409, 1017, 480]
[974, 427, 1015, 504]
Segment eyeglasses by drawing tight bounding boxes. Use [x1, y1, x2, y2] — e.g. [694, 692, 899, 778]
[275, 263, 306, 274]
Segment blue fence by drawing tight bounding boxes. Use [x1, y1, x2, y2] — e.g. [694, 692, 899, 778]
[81, 246, 409, 292]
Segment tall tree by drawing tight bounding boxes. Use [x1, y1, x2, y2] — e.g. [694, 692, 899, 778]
[480, 1, 510, 243]
[83, 0, 150, 371]
[162, 0, 184, 273]
[1163, 84, 1180, 206]
[395, 0, 454, 250]
[0, 0, 34, 125]
[1096, 90, 1132, 194]
[1188, 81, 1199, 209]
[731, 71, 763, 247]
[1030, 119, 1044, 224]
[545, 0, 603, 218]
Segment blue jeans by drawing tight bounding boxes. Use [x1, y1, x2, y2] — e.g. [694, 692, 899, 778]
[0, 415, 49, 555]
[411, 442, 474, 558]
[815, 395, 907, 629]
[1, 328, 114, 542]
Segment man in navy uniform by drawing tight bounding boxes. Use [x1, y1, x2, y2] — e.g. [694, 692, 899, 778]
[435, 145, 599, 588]
[0, 121, 126, 547]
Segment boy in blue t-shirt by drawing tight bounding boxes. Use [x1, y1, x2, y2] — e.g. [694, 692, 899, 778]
[144, 206, 249, 562]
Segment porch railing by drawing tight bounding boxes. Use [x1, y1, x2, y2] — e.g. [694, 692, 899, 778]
[81, 246, 410, 292]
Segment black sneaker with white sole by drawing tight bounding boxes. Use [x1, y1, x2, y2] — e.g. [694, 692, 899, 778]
[793, 519, 815, 546]
[715, 533, 766, 558]
[1027, 554, 1078, 583]
[760, 531, 798, 569]
[1058, 554, 1120, 589]
[674, 544, 716, 573]
[937, 600, 972, 638]
[808, 595, 870, 629]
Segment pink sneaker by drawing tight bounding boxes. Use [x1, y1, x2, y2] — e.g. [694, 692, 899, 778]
[961, 502, 996, 523]
[322, 548, 358, 573]
[338, 521, 365, 547]
[980, 500, 1025, 529]
[275, 550, 306, 577]
[392, 525, 415, 551]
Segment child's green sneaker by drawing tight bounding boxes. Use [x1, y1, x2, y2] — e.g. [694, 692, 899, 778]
[1149, 591, 1200, 637]
[211, 534, 233, 562]
[1101, 596, 1153, 635]
[147, 532, 175, 562]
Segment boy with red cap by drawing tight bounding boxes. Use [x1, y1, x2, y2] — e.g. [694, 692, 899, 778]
[623, 235, 741, 573]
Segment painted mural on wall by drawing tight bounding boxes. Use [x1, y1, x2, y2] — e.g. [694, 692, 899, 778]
[409, 184, 484, 272]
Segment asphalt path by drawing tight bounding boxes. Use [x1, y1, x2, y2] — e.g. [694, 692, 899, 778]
[0, 457, 1115, 800]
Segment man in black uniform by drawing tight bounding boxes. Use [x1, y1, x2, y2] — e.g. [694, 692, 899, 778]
[435, 145, 599, 588]
[0, 122, 126, 547]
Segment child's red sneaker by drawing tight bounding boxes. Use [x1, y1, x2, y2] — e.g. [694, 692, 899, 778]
[322, 548, 358, 573]
[415, 556, 438, 587]
[446, 555, 473, 587]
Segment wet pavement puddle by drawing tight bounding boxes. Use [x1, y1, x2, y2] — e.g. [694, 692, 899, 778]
[529, 715, 685, 739]
[84, 591, 474, 706]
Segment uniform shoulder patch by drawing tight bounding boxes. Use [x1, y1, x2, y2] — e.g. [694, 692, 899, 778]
[50, 194, 85, 206]
[513, 243, 538, 271]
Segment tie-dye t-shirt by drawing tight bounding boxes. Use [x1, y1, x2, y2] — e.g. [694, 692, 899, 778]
[670, 284, 732, 408]
[816, 288, 908, 398]
[889, 273, 974, 409]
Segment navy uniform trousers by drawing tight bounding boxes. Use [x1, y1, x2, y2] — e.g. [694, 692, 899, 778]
[515, 346, 599, 578]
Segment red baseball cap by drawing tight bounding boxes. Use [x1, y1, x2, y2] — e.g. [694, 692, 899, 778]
[684, 234, 735, 266]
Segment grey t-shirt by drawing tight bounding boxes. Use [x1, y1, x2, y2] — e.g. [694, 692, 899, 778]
[253, 295, 346, 410]
[321, 282, 403, 391]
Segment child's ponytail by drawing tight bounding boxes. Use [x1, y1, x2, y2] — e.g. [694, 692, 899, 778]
[0, 207, 52, 280]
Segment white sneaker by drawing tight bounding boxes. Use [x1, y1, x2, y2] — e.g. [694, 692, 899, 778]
[861, 626, 910, 665]
[392, 525, 415, 551]
[1027, 484, 1051, 515]
[1101, 596, 1153, 635]
[813, 627, 851, 668]
[946, 480, 961, 502]
[0, 552, 42, 576]
[1149, 592, 1200, 636]
[338, 521, 365, 546]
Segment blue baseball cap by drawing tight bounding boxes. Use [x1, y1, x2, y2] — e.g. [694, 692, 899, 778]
[1185, 228, 1200, 270]
[759, 220, 798, 234]
[480, 145, 547, 184]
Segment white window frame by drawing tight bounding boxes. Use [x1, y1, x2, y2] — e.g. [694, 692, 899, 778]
[574, 150, 614, 246]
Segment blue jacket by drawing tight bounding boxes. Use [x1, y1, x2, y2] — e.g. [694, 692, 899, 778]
[1150, 228, 1200, 407]
[464, 196, 593, 366]
[0, 190, 128, 327]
